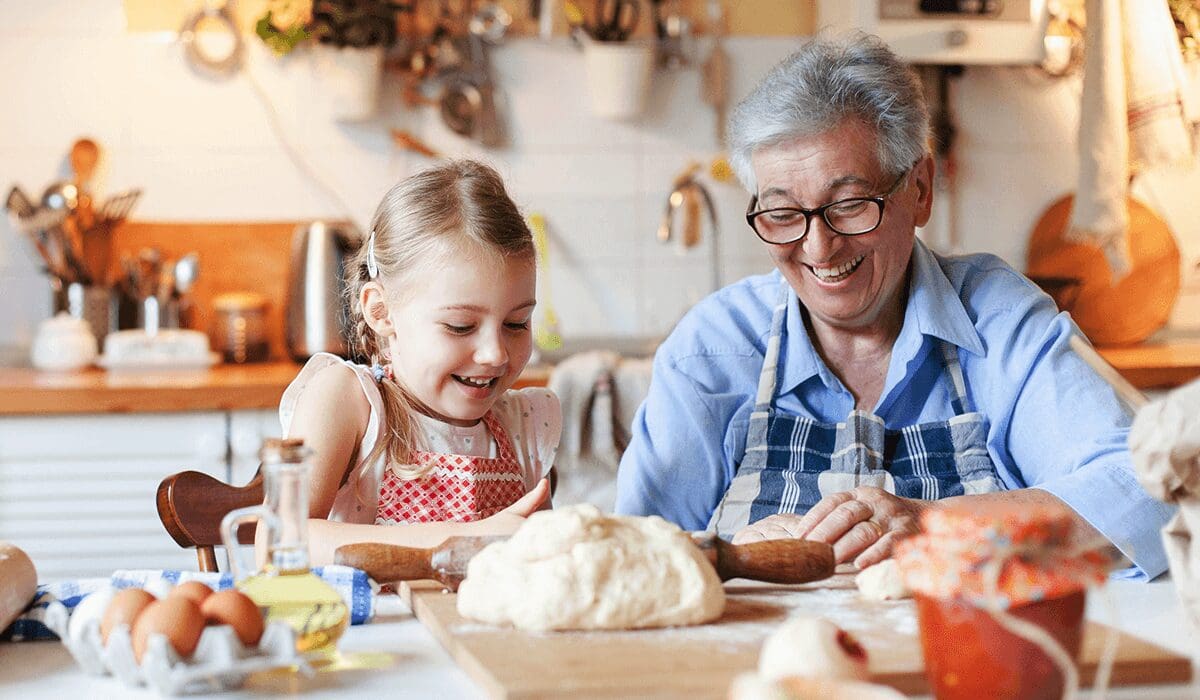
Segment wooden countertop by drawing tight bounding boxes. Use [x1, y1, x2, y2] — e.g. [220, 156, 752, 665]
[0, 362, 554, 416]
[0, 335, 1193, 416]
[1096, 336, 1200, 390]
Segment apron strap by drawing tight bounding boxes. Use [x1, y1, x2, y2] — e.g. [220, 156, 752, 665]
[480, 411, 518, 462]
[937, 341, 973, 414]
[753, 282, 792, 410]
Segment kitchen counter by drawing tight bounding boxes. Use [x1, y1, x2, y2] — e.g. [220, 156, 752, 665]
[0, 363, 554, 416]
[0, 330, 1194, 416]
[1096, 334, 1200, 391]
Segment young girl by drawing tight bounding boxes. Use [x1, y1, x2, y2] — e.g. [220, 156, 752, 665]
[279, 160, 561, 565]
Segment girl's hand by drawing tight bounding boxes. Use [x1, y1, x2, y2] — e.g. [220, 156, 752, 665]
[470, 479, 551, 538]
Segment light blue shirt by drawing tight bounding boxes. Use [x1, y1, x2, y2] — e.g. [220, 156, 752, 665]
[615, 239, 1173, 580]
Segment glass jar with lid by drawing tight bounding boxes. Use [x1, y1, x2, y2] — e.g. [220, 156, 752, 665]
[894, 502, 1112, 700]
[212, 292, 269, 363]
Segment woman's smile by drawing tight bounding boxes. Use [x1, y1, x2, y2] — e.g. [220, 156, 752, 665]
[808, 254, 867, 284]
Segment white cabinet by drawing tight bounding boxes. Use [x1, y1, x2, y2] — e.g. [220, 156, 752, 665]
[229, 408, 282, 486]
[0, 409, 282, 582]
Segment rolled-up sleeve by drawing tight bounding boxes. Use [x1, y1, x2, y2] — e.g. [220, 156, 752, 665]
[981, 280, 1175, 580]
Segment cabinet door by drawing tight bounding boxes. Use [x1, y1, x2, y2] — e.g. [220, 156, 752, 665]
[228, 409, 282, 485]
[0, 412, 228, 581]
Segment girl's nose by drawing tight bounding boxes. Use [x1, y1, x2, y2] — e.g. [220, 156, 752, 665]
[474, 332, 508, 366]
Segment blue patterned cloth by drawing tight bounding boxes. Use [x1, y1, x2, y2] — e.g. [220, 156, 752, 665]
[1, 566, 375, 642]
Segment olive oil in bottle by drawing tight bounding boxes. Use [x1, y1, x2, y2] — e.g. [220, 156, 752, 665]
[222, 438, 348, 655]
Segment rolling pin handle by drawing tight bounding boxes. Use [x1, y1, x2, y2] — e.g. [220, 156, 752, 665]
[707, 537, 836, 584]
[334, 542, 440, 585]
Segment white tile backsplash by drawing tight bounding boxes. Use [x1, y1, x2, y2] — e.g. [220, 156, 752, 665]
[1, 2, 1196, 350]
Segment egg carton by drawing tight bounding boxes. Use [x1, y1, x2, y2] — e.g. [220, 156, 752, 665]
[43, 593, 313, 696]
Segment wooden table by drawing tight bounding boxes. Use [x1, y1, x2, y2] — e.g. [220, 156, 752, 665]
[1, 579, 1196, 699]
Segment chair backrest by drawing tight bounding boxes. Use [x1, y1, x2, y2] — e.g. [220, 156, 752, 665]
[156, 470, 263, 572]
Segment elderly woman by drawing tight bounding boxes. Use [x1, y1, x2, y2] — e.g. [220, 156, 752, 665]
[614, 33, 1173, 579]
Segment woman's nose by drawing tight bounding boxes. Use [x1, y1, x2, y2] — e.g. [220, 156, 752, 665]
[802, 218, 843, 260]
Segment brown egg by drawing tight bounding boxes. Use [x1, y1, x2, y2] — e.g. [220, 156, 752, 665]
[131, 597, 206, 662]
[169, 580, 214, 606]
[100, 588, 156, 644]
[200, 589, 265, 647]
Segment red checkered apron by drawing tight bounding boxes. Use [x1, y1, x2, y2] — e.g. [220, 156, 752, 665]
[374, 411, 527, 524]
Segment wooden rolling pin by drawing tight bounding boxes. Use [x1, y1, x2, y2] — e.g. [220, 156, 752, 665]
[335, 534, 835, 591]
[0, 542, 37, 633]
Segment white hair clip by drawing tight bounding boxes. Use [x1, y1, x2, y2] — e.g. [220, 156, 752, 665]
[366, 229, 379, 279]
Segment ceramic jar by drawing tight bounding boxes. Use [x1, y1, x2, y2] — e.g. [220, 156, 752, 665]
[31, 312, 99, 371]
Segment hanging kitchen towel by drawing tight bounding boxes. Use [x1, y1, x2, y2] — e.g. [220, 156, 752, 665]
[549, 350, 622, 510]
[1070, 0, 1194, 280]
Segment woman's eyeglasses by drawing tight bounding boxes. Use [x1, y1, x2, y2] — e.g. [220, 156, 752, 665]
[745, 169, 910, 245]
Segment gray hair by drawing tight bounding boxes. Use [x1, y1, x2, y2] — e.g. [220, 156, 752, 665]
[727, 32, 931, 193]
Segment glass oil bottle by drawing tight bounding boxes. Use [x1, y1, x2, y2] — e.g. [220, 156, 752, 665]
[222, 438, 349, 655]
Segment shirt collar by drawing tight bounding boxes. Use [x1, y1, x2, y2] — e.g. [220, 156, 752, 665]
[773, 238, 983, 397]
[904, 238, 984, 357]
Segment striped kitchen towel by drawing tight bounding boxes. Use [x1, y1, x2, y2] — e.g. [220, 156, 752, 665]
[1, 565, 376, 642]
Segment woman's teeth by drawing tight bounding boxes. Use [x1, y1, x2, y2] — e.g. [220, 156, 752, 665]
[811, 255, 866, 282]
[455, 375, 497, 388]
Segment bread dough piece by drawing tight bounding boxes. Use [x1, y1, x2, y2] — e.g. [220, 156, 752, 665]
[855, 559, 910, 601]
[758, 616, 870, 682]
[457, 504, 725, 631]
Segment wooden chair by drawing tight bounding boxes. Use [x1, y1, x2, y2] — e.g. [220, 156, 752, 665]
[156, 470, 263, 572]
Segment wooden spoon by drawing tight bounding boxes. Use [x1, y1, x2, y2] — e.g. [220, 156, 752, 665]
[69, 138, 100, 187]
[69, 138, 104, 282]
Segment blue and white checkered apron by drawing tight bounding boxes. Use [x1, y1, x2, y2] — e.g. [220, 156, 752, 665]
[708, 281, 1003, 537]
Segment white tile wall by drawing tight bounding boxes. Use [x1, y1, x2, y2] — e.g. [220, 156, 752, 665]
[2, 1, 1197, 351]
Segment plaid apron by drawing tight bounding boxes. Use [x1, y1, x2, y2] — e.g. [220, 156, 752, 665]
[709, 282, 1003, 537]
[374, 411, 527, 524]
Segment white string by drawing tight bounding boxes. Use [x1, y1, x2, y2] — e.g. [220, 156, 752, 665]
[976, 534, 1120, 700]
[980, 554, 1079, 700]
[1090, 584, 1122, 700]
[239, 59, 362, 229]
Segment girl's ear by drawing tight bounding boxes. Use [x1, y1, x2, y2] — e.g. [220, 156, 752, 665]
[360, 281, 395, 338]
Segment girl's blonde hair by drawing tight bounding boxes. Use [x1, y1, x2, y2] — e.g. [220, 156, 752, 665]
[344, 159, 534, 484]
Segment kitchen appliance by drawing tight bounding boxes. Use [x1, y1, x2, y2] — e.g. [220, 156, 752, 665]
[817, 0, 1049, 65]
[286, 221, 362, 361]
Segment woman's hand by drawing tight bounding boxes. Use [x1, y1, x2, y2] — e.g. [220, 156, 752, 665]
[469, 479, 551, 538]
[732, 487, 926, 569]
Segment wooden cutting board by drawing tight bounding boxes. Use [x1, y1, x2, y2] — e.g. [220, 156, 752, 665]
[402, 576, 1192, 699]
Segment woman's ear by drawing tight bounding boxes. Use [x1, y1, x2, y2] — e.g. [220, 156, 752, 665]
[360, 281, 395, 338]
[912, 155, 936, 228]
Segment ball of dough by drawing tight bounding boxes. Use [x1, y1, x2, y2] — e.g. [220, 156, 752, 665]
[855, 559, 910, 601]
[758, 616, 869, 682]
[457, 504, 725, 631]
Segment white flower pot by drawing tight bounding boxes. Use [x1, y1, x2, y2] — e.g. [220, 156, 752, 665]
[583, 40, 655, 121]
[310, 44, 385, 122]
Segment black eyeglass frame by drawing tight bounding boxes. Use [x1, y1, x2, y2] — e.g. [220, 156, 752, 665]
[745, 169, 911, 245]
